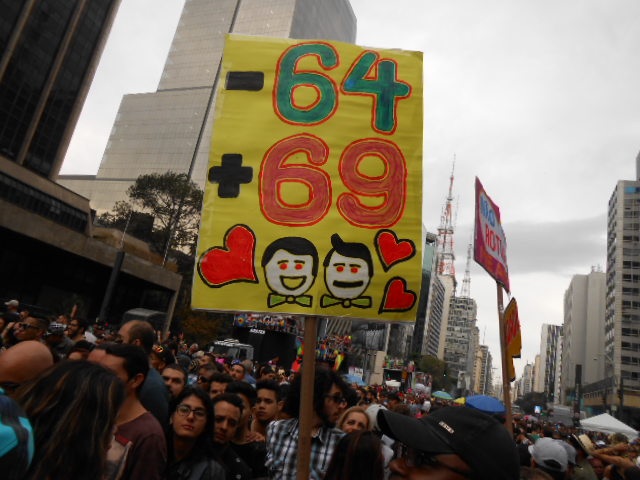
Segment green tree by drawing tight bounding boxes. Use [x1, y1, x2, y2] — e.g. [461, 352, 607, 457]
[417, 355, 454, 391]
[175, 308, 234, 346]
[515, 391, 548, 414]
[97, 171, 203, 255]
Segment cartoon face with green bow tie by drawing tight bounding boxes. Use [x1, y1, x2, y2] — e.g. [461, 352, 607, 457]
[262, 237, 318, 308]
[321, 233, 373, 309]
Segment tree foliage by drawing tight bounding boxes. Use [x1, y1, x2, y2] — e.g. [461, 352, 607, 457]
[97, 171, 203, 255]
[417, 355, 454, 391]
[515, 391, 549, 414]
[177, 309, 234, 346]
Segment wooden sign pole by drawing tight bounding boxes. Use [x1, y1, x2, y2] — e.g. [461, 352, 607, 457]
[497, 284, 513, 435]
[296, 315, 318, 480]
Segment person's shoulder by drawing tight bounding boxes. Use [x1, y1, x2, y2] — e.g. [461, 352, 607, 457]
[266, 418, 297, 437]
[119, 411, 165, 438]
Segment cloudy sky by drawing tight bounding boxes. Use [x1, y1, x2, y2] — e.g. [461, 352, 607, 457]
[63, 0, 640, 379]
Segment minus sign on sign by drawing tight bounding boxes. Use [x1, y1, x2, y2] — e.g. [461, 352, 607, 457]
[225, 71, 264, 91]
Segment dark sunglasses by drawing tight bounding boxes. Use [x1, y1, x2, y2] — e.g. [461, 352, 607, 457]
[325, 394, 347, 404]
[17, 323, 39, 330]
[197, 375, 211, 384]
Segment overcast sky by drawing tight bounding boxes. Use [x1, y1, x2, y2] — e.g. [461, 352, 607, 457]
[63, 0, 640, 380]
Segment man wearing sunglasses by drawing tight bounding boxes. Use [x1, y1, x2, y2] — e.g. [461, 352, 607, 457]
[265, 367, 350, 479]
[377, 406, 520, 479]
[14, 316, 48, 343]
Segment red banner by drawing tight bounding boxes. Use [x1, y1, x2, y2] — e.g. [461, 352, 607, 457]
[474, 177, 510, 292]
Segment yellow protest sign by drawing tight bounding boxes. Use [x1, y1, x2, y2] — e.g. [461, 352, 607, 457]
[192, 35, 423, 321]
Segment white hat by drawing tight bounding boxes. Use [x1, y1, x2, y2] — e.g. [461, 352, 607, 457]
[4, 299, 18, 308]
[529, 437, 568, 472]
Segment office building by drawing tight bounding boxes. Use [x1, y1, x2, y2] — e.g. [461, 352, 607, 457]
[560, 269, 606, 400]
[59, 0, 357, 212]
[538, 324, 562, 403]
[599, 155, 640, 418]
[412, 230, 438, 356]
[443, 295, 477, 393]
[0, 1, 181, 323]
[473, 344, 493, 395]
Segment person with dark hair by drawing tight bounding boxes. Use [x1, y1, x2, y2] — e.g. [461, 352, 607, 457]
[211, 393, 253, 480]
[323, 430, 385, 480]
[166, 387, 225, 480]
[209, 372, 233, 399]
[66, 317, 91, 343]
[15, 360, 125, 480]
[227, 381, 268, 478]
[258, 365, 277, 381]
[118, 319, 170, 426]
[67, 339, 95, 360]
[252, 379, 284, 437]
[197, 363, 217, 393]
[266, 367, 349, 479]
[321, 233, 374, 309]
[98, 343, 167, 480]
[12, 315, 49, 343]
[163, 363, 188, 400]
[230, 361, 247, 382]
[151, 344, 177, 372]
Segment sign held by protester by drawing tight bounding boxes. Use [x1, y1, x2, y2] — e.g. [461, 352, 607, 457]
[474, 177, 509, 292]
[192, 35, 423, 321]
[504, 298, 521, 382]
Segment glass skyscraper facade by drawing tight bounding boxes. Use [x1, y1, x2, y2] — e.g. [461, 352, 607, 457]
[60, 0, 357, 213]
[0, 0, 120, 179]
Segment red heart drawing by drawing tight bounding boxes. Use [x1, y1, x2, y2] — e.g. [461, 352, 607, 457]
[198, 224, 258, 287]
[375, 229, 416, 271]
[379, 277, 416, 312]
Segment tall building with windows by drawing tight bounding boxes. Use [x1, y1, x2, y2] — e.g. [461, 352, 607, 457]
[443, 295, 477, 393]
[0, 1, 181, 324]
[59, 0, 357, 212]
[539, 324, 562, 403]
[412, 230, 438, 356]
[1, 0, 120, 178]
[560, 269, 605, 402]
[602, 154, 640, 419]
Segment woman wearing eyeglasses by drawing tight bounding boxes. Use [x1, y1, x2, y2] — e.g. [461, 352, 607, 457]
[167, 387, 225, 480]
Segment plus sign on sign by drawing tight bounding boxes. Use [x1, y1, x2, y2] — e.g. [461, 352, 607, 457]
[192, 34, 423, 322]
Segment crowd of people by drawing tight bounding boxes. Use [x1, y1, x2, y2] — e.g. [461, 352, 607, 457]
[1, 298, 640, 479]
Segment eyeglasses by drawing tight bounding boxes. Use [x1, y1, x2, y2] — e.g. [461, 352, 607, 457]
[175, 404, 207, 419]
[325, 394, 347, 404]
[399, 445, 472, 478]
[17, 323, 39, 330]
[197, 375, 211, 384]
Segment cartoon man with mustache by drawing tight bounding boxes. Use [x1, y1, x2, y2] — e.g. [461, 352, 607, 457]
[321, 233, 373, 309]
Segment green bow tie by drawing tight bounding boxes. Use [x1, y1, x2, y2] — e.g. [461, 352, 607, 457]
[320, 295, 371, 308]
[268, 293, 312, 307]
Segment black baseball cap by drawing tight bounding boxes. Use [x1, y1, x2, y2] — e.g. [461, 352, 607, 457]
[378, 406, 519, 479]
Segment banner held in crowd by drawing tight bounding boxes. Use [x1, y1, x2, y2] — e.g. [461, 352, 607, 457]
[192, 35, 423, 323]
